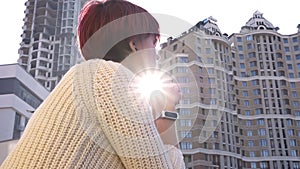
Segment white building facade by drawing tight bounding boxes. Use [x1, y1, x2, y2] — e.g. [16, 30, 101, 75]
[0, 64, 49, 164]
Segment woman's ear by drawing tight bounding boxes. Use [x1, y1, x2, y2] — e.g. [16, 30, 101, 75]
[129, 40, 138, 52]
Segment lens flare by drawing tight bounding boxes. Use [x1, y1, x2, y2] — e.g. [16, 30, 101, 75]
[134, 70, 166, 99]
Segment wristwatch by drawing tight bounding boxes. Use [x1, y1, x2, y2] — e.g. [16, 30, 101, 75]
[160, 111, 179, 120]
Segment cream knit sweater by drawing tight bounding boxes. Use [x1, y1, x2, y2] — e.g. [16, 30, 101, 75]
[1, 59, 185, 169]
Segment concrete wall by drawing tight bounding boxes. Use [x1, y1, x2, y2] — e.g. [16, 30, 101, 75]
[0, 140, 18, 165]
[0, 108, 15, 142]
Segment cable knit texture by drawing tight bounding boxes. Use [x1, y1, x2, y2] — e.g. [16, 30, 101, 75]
[0, 59, 185, 169]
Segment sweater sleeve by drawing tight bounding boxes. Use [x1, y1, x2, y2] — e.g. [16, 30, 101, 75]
[92, 60, 185, 169]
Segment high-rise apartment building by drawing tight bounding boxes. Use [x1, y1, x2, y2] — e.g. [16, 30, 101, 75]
[18, 0, 87, 90]
[159, 11, 300, 169]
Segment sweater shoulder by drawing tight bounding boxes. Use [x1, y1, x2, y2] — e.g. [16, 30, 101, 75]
[74, 59, 120, 72]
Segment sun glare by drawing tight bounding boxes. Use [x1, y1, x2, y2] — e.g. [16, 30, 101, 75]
[129, 68, 181, 106]
[137, 72, 163, 98]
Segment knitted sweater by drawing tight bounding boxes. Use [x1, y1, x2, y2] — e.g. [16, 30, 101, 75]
[1, 59, 185, 169]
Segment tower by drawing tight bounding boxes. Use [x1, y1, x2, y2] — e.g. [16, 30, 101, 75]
[18, 0, 87, 91]
[159, 11, 300, 169]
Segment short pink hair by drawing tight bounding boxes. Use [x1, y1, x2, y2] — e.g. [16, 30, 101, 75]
[77, 0, 160, 61]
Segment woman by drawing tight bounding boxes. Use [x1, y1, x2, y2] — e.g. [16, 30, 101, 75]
[0, 0, 185, 168]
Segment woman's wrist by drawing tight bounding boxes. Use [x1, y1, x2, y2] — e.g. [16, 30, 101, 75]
[155, 118, 178, 146]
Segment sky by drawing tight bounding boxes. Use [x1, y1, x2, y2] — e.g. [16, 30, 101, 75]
[0, 0, 299, 65]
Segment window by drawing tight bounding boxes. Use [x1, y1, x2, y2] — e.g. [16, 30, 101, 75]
[197, 46, 201, 53]
[292, 37, 298, 43]
[244, 100, 250, 106]
[246, 120, 251, 126]
[246, 35, 252, 41]
[180, 87, 190, 94]
[290, 139, 296, 146]
[206, 48, 211, 54]
[283, 38, 289, 43]
[277, 62, 284, 67]
[260, 139, 267, 146]
[288, 129, 294, 136]
[210, 98, 216, 105]
[248, 140, 254, 147]
[180, 131, 192, 138]
[251, 162, 257, 168]
[207, 68, 214, 74]
[247, 130, 253, 136]
[294, 46, 299, 51]
[292, 91, 297, 97]
[253, 89, 260, 95]
[297, 63, 300, 70]
[251, 70, 257, 76]
[177, 57, 188, 63]
[248, 52, 255, 58]
[291, 150, 297, 157]
[241, 72, 246, 77]
[205, 39, 211, 45]
[250, 61, 256, 67]
[209, 88, 215, 94]
[179, 109, 190, 116]
[250, 151, 255, 157]
[207, 58, 214, 64]
[260, 162, 268, 169]
[180, 142, 192, 150]
[255, 108, 262, 115]
[238, 45, 243, 51]
[198, 67, 203, 73]
[240, 63, 245, 68]
[177, 67, 188, 73]
[289, 73, 295, 78]
[276, 53, 282, 58]
[179, 119, 192, 127]
[285, 47, 290, 52]
[293, 101, 299, 108]
[242, 81, 247, 87]
[254, 98, 261, 105]
[257, 119, 264, 125]
[252, 80, 258, 86]
[258, 129, 266, 136]
[197, 57, 202, 63]
[177, 77, 189, 83]
[291, 82, 296, 88]
[293, 162, 300, 169]
[288, 64, 293, 70]
[286, 55, 291, 60]
[247, 44, 253, 49]
[181, 99, 190, 104]
[237, 37, 242, 42]
[296, 54, 300, 60]
[239, 54, 244, 60]
[243, 91, 248, 96]
[173, 44, 178, 51]
[245, 110, 251, 115]
[208, 78, 215, 84]
[261, 150, 268, 157]
[287, 119, 293, 126]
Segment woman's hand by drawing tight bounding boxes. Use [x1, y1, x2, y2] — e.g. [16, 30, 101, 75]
[148, 79, 180, 146]
[149, 80, 180, 114]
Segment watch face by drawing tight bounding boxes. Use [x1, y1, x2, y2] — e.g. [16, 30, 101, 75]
[162, 111, 178, 120]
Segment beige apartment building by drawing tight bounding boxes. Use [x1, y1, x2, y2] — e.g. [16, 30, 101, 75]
[159, 11, 300, 169]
